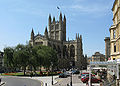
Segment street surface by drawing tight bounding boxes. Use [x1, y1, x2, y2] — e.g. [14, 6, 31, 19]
[1, 76, 42, 86]
[53, 74, 100, 86]
[53, 74, 81, 86]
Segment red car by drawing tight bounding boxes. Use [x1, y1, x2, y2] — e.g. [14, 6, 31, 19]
[81, 76, 102, 83]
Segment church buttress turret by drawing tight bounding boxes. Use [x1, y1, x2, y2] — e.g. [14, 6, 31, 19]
[31, 28, 34, 40]
[44, 26, 48, 38]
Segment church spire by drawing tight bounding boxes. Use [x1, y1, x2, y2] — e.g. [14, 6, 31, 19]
[63, 14, 66, 23]
[49, 14, 51, 25]
[80, 35, 82, 41]
[59, 12, 62, 22]
[44, 26, 48, 38]
[76, 33, 78, 39]
[53, 16, 55, 24]
[78, 33, 79, 39]
[31, 28, 34, 40]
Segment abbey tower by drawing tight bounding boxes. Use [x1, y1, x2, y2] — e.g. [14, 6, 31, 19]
[29, 13, 87, 69]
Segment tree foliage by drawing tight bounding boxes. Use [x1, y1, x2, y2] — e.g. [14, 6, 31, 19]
[3, 44, 58, 73]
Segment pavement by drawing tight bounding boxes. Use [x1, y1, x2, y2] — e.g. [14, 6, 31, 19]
[22, 75, 58, 86]
[0, 69, 101, 86]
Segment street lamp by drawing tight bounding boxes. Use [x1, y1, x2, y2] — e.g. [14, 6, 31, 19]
[51, 62, 53, 85]
[70, 62, 72, 86]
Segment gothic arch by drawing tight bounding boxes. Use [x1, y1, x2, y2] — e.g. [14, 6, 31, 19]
[63, 45, 67, 57]
[48, 42, 52, 47]
[57, 45, 61, 57]
[70, 45, 75, 57]
[53, 44, 57, 51]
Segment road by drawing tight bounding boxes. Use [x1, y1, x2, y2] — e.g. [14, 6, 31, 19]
[53, 74, 84, 86]
[53, 74, 101, 86]
[1, 76, 42, 86]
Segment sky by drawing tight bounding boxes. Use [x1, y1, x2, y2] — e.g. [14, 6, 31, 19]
[0, 0, 115, 56]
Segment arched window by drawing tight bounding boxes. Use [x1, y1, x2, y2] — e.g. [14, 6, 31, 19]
[57, 45, 61, 57]
[53, 44, 57, 51]
[63, 45, 67, 57]
[70, 45, 75, 57]
[48, 42, 52, 47]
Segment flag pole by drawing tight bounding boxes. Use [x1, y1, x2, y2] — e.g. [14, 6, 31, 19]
[57, 6, 60, 21]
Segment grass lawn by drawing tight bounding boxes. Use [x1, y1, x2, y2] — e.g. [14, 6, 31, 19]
[1, 71, 61, 76]
[2, 72, 28, 76]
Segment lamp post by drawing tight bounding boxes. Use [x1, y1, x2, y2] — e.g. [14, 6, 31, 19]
[51, 62, 53, 85]
[70, 62, 72, 86]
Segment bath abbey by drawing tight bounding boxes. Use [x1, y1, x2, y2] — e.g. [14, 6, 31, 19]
[29, 13, 87, 69]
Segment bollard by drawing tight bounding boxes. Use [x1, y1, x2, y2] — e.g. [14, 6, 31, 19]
[45, 83, 47, 86]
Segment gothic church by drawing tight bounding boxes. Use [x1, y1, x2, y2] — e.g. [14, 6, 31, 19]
[29, 13, 87, 69]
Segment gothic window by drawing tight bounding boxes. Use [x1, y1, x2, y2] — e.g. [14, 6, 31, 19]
[55, 24, 59, 29]
[70, 45, 75, 57]
[48, 42, 52, 47]
[53, 44, 57, 51]
[63, 45, 67, 57]
[113, 30, 116, 39]
[51, 25, 54, 30]
[35, 42, 43, 45]
[114, 43, 116, 52]
[56, 31, 59, 40]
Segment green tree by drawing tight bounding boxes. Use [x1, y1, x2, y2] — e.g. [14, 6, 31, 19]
[14, 44, 30, 75]
[41, 46, 58, 70]
[4, 47, 14, 69]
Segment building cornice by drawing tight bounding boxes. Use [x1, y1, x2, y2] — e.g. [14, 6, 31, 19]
[109, 25, 116, 31]
[111, 35, 120, 43]
[111, 52, 120, 56]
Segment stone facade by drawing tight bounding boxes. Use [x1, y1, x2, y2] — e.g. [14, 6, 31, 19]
[29, 13, 87, 69]
[91, 52, 105, 62]
[104, 37, 110, 61]
[109, 0, 120, 60]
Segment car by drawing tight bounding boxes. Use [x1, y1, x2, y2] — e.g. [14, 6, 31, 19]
[59, 73, 67, 78]
[80, 74, 95, 79]
[79, 72, 95, 78]
[72, 70, 80, 74]
[79, 72, 89, 78]
[65, 71, 71, 76]
[81, 76, 102, 83]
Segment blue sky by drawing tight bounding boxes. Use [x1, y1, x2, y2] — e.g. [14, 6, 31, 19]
[0, 0, 114, 56]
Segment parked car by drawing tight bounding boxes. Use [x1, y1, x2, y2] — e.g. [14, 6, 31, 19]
[79, 72, 89, 78]
[72, 70, 80, 74]
[81, 76, 102, 83]
[79, 72, 95, 78]
[59, 72, 68, 78]
[65, 71, 71, 76]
